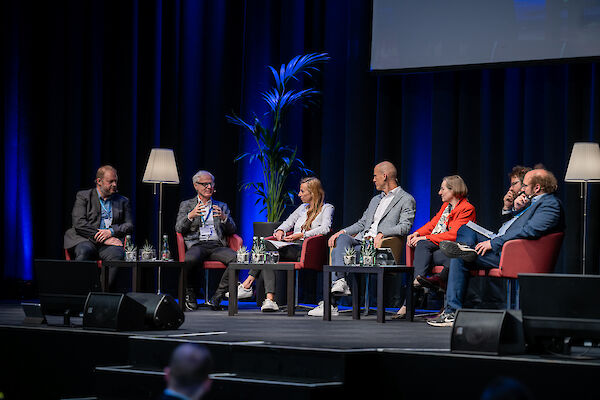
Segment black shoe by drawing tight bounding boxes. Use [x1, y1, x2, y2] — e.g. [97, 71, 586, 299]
[417, 274, 447, 292]
[439, 241, 478, 262]
[207, 294, 223, 311]
[184, 289, 198, 311]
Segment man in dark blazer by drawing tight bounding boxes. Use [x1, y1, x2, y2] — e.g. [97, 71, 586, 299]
[175, 170, 237, 311]
[429, 168, 565, 327]
[307, 161, 416, 317]
[63, 165, 134, 289]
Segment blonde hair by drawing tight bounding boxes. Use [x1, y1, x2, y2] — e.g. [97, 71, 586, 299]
[300, 177, 325, 232]
[443, 175, 468, 199]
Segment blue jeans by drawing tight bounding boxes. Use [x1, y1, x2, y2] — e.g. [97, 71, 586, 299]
[445, 225, 501, 313]
[331, 234, 362, 280]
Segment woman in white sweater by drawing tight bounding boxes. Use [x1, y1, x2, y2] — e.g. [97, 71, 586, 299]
[236, 177, 334, 312]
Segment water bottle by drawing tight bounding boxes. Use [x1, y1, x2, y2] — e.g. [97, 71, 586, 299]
[252, 236, 258, 253]
[161, 234, 171, 260]
[125, 234, 132, 247]
[359, 239, 366, 265]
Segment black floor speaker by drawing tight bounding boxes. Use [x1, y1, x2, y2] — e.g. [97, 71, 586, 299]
[127, 292, 185, 330]
[451, 309, 525, 355]
[83, 292, 146, 331]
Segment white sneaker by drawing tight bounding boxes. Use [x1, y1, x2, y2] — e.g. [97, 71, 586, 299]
[225, 283, 253, 299]
[260, 298, 279, 312]
[331, 278, 351, 296]
[307, 301, 339, 317]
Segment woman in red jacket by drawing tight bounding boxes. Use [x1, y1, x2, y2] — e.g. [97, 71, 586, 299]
[395, 175, 475, 318]
[410, 174, 475, 287]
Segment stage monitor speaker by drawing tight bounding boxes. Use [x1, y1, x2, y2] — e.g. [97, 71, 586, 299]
[519, 273, 600, 351]
[126, 292, 185, 330]
[83, 292, 146, 331]
[451, 309, 525, 355]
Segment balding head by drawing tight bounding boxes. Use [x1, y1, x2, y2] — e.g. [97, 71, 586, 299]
[164, 343, 212, 400]
[376, 161, 397, 181]
[523, 169, 558, 196]
[95, 165, 118, 199]
[373, 161, 399, 194]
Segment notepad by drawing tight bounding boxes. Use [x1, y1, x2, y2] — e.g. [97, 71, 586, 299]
[465, 221, 496, 239]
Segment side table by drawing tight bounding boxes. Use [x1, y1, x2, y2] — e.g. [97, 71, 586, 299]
[323, 264, 414, 323]
[103, 260, 186, 311]
[228, 263, 296, 316]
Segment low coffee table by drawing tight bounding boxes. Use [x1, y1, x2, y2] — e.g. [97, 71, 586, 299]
[228, 263, 296, 316]
[323, 264, 414, 323]
[103, 260, 186, 311]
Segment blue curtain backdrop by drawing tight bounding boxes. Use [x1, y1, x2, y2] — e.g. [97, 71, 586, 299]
[1, 0, 599, 295]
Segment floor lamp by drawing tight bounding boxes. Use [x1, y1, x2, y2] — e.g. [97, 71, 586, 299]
[143, 148, 180, 294]
[564, 142, 600, 275]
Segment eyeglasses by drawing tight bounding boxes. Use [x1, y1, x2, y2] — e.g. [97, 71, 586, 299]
[510, 181, 522, 187]
[195, 181, 214, 189]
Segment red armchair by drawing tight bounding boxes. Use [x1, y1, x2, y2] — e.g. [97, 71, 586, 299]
[176, 232, 243, 302]
[265, 234, 329, 307]
[405, 244, 444, 274]
[406, 232, 565, 308]
[477, 232, 564, 308]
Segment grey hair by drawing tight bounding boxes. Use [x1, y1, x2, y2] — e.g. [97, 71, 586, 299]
[192, 170, 214, 184]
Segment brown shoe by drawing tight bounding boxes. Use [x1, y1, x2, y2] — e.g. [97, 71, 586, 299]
[416, 275, 447, 292]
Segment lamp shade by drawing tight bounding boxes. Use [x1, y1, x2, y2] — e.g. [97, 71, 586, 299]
[564, 142, 600, 183]
[142, 148, 180, 184]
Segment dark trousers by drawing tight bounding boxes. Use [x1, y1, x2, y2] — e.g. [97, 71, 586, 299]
[249, 242, 302, 294]
[185, 240, 237, 298]
[412, 239, 451, 280]
[74, 240, 125, 290]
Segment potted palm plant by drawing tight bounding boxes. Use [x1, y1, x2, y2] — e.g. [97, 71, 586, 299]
[227, 53, 329, 234]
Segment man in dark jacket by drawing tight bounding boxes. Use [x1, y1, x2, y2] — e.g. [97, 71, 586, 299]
[64, 165, 134, 289]
[162, 343, 212, 400]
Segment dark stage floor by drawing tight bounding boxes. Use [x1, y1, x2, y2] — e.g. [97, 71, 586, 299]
[0, 300, 452, 350]
[4, 300, 600, 399]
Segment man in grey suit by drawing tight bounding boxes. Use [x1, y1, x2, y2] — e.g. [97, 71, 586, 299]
[64, 165, 134, 290]
[308, 161, 416, 316]
[175, 170, 237, 311]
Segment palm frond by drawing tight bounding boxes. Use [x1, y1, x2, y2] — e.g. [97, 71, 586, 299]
[226, 114, 255, 133]
[228, 52, 329, 222]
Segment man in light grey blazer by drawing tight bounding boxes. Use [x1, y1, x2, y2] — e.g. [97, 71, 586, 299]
[175, 170, 237, 311]
[308, 161, 416, 316]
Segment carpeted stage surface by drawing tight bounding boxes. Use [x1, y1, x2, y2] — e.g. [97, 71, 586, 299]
[0, 300, 450, 350]
[4, 300, 600, 399]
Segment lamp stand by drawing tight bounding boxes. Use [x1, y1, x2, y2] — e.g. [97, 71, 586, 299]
[157, 182, 164, 294]
[581, 182, 588, 275]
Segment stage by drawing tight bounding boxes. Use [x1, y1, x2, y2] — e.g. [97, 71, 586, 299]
[2, 300, 600, 399]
